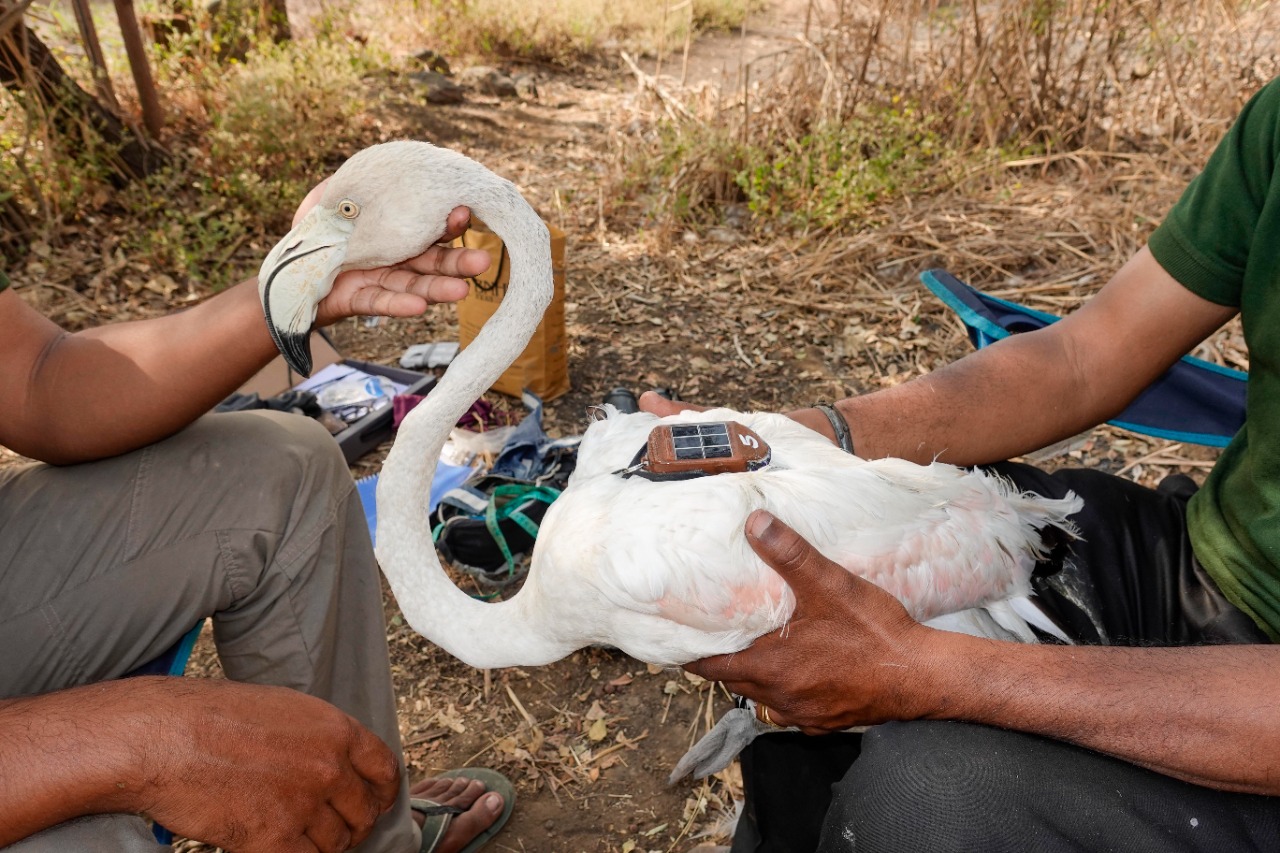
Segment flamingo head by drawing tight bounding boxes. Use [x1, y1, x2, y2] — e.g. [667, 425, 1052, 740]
[258, 141, 464, 376]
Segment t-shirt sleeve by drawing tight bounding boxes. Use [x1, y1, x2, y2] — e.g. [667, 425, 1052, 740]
[1148, 78, 1280, 306]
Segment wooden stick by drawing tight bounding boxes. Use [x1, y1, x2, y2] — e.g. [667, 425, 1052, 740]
[70, 0, 120, 111]
[619, 51, 697, 123]
[0, 0, 37, 40]
[111, 0, 163, 139]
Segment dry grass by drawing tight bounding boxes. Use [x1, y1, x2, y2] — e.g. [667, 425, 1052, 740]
[611, 0, 1280, 232]
[1, 0, 758, 282]
[302, 0, 760, 66]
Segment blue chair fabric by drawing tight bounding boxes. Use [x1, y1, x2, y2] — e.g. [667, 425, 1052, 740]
[920, 269, 1247, 448]
[125, 620, 205, 679]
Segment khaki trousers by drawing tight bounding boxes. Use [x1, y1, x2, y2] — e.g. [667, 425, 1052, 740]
[0, 412, 415, 852]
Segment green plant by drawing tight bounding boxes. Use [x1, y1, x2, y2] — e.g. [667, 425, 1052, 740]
[203, 38, 380, 171]
[114, 31, 383, 285]
[736, 105, 956, 230]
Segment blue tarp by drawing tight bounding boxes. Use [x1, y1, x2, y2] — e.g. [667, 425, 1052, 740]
[355, 457, 473, 548]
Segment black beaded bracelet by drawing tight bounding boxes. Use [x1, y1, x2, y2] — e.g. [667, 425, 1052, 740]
[814, 402, 855, 455]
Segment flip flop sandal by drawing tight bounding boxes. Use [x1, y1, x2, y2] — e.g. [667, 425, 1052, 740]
[411, 767, 516, 853]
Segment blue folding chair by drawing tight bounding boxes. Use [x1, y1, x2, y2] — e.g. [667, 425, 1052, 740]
[921, 269, 1247, 447]
[124, 620, 205, 679]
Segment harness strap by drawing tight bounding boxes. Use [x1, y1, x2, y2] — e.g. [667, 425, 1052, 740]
[483, 484, 562, 573]
[613, 445, 714, 482]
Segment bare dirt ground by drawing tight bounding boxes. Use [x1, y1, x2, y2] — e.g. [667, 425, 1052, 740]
[6, 2, 1249, 851]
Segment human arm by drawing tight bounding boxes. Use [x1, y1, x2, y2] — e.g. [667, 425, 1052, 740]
[0, 677, 400, 851]
[690, 511, 1280, 795]
[643, 247, 1238, 465]
[0, 206, 488, 464]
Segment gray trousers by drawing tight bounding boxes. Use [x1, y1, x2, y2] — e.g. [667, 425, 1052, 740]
[0, 412, 416, 852]
[820, 720, 1280, 852]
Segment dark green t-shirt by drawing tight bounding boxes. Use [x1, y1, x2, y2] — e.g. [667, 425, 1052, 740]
[1148, 77, 1280, 640]
[0, 270, 8, 292]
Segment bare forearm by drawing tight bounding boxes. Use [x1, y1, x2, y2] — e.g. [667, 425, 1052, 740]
[920, 634, 1280, 794]
[792, 248, 1239, 465]
[22, 279, 280, 463]
[838, 329, 1102, 464]
[0, 681, 152, 845]
[1, 676, 400, 848]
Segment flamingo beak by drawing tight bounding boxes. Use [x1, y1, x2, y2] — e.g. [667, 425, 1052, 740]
[258, 208, 351, 377]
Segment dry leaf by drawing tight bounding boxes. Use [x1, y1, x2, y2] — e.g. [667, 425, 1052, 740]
[524, 725, 545, 754]
[144, 274, 178, 296]
[434, 703, 467, 734]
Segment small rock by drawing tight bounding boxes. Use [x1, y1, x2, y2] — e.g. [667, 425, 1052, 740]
[409, 70, 465, 105]
[723, 202, 752, 229]
[458, 65, 518, 98]
[706, 226, 741, 245]
[513, 73, 539, 101]
[412, 48, 451, 75]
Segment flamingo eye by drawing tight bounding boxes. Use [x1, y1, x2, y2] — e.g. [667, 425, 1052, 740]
[338, 199, 361, 219]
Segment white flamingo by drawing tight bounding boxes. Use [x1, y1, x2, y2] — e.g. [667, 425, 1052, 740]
[259, 140, 1082, 772]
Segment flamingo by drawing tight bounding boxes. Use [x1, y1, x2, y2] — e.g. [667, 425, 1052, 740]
[258, 141, 1082, 773]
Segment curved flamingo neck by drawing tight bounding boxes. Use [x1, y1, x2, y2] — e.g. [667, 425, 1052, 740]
[374, 177, 570, 669]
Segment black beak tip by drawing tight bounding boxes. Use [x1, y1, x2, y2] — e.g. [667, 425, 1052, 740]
[271, 327, 313, 378]
[282, 334, 313, 378]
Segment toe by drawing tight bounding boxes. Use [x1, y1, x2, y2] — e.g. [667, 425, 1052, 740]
[409, 777, 453, 800]
[436, 792, 504, 853]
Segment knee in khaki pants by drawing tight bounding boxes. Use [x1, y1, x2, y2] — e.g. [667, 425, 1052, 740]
[0, 410, 369, 695]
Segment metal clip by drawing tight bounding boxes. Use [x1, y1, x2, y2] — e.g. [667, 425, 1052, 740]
[614, 459, 649, 478]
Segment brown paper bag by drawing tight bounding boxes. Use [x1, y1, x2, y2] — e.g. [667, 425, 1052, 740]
[453, 218, 570, 401]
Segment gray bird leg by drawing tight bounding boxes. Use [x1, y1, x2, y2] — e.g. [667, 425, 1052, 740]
[669, 704, 777, 783]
